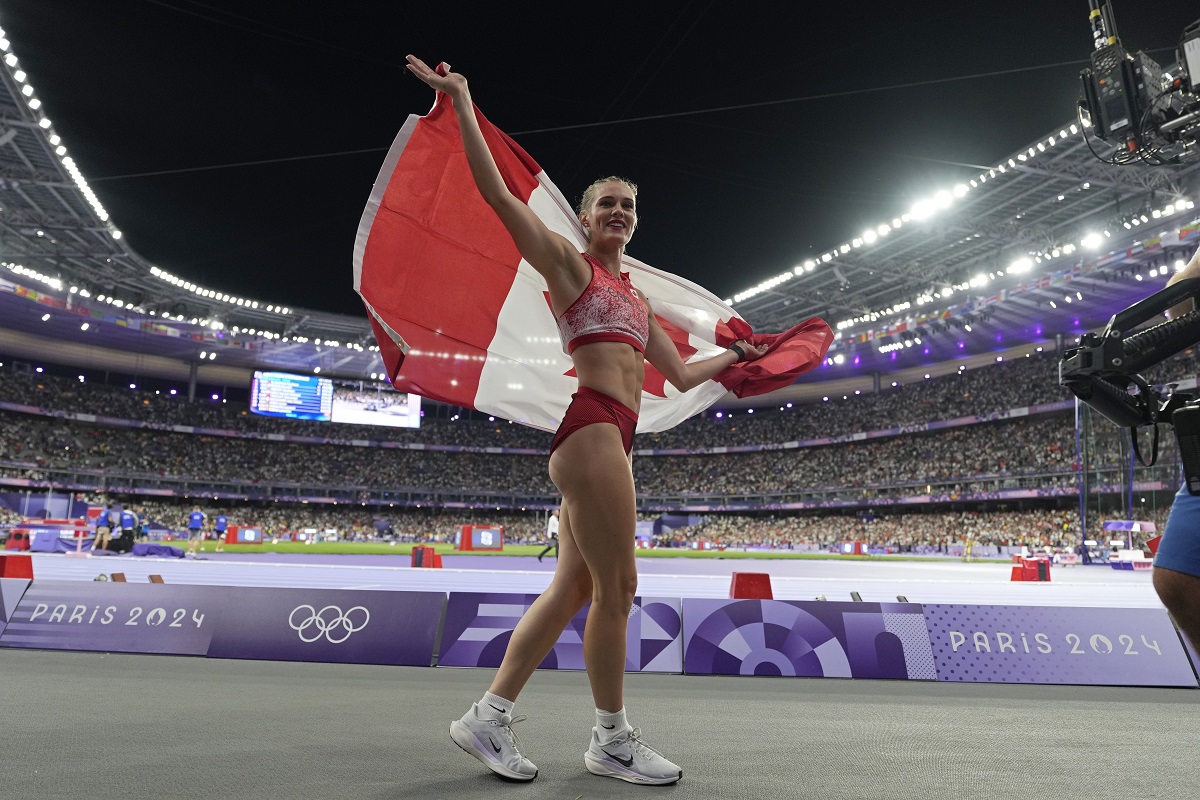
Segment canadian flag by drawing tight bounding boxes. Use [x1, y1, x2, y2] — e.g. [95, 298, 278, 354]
[353, 80, 832, 434]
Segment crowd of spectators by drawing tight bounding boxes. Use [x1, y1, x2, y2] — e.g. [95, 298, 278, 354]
[4, 346, 1198, 455]
[124, 495, 667, 544]
[639, 353, 1071, 450]
[633, 414, 1086, 496]
[0, 411, 552, 492]
[0, 407, 1173, 501]
[0, 504, 20, 529]
[12, 493, 562, 546]
[652, 506, 1167, 553]
[5, 348, 1197, 452]
[1, 345, 1194, 553]
[0, 370, 551, 449]
[3, 490, 1163, 557]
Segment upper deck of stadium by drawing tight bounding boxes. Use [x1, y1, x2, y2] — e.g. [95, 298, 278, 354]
[2, 21, 1199, 406]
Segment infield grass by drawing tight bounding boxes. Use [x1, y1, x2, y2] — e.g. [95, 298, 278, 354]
[183, 540, 997, 562]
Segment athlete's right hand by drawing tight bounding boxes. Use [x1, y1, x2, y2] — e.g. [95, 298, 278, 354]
[405, 55, 468, 99]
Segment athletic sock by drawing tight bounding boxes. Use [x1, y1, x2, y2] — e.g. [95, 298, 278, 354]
[479, 691, 515, 720]
[595, 707, 629, 743]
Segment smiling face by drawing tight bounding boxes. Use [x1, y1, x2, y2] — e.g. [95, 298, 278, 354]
[580, 178, 637, 245]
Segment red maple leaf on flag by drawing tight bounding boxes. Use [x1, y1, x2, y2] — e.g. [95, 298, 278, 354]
[641, 313, 698, 397]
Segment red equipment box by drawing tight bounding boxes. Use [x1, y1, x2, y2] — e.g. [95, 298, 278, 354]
[1010, 558, 1051, 582]
[0, 554, 34, 579]
[410, 545, 443, 568]
[4, 530, 30, 551]
[729, 572, 774, 600]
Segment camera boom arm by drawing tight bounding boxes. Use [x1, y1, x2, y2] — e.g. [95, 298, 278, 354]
[1060, 277, 1200, 479]
[1061, 277, 1200, 427]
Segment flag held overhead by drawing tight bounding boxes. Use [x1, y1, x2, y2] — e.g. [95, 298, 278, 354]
[353, 80, 832, 433]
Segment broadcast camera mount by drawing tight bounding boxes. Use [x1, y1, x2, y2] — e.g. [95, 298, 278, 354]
[1060, 277, 1200, 492]
[1079, 2, 1200, 165]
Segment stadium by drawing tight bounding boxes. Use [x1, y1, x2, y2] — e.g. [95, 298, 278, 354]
[1, 3, 1199, 799]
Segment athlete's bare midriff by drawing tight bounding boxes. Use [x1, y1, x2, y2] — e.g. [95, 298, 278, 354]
[570, 340, 644, 414]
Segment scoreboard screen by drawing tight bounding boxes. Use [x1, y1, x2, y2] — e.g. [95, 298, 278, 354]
[457, 525, 504, 551]
[238, 527, 261, 543]
[471, 527, 503, 550]
[250, 371, 333, 421]
[228, 526, 262, 543]
[330, 383, 422, 429]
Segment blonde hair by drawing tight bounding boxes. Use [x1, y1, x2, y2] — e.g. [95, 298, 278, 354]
[578, 176, 638, 218]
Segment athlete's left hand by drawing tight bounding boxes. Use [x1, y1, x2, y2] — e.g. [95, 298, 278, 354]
[733, 340, 769, 362]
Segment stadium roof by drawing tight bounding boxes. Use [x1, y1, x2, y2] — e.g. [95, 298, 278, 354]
[735, 118, 1200, 386]
[2, 22, 1199, 402]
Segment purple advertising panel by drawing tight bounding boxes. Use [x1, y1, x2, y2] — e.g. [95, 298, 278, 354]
[922, 605, 1198, 687]
[439, 593, 682, 673]
[682, 599, 935, 679]
[0, 580, 222, 655]
[0, 577, 31, 638]
[206, 588, 443, 666]
[0, 582, 444, 667]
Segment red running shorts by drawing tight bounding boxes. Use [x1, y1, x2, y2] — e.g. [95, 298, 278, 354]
[549, 386, 638, 456]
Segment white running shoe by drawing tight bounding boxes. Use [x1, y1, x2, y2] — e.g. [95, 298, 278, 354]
[449, 703, 538, 781]
[584, 726, 682, 785]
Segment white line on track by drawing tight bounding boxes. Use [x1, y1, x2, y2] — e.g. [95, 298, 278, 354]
[19, 552, 1163, 608]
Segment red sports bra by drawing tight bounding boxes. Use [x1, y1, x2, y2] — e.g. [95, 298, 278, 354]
[555, 253, 650, 355]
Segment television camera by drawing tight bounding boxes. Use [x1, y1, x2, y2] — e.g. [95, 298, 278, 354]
[1059, 277, 1200, 494]
[1079, 1, 1200, 164]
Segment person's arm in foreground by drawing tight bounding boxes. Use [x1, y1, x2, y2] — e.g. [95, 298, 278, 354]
[641, 306, 767, 393]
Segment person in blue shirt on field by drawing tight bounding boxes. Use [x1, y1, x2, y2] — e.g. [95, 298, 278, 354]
[186, 506, 206, 557]
[94, 501, 115, 552]
[213, 513, 228, 553]
[138, 508, 151, 543]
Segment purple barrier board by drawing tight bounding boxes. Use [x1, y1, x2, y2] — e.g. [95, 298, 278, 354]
[0, 577, 31, 638]
[0, 580, 221, 655]
[682, 599, 936, 679]
[922, 605, 1198, 687]
[206, 587, 444, 666]
[439, 593, 682, 673]
[0, 581, 445, 667]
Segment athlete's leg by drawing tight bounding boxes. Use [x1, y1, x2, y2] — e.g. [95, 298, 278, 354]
[548, 423, 637, 713]
[1153, 567, 1200, 652]
[489, 502, 593, 700]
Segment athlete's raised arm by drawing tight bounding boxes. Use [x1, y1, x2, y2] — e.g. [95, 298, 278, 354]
[405, 56, 581, 288]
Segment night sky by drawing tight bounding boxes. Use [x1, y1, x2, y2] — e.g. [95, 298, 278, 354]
[4, 1, 1198, 320]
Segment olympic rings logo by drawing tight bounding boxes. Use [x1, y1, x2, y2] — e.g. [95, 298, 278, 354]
[288, 604, 370, 644]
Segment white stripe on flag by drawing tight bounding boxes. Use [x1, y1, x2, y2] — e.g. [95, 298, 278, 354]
[476, 185, 583, 431]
